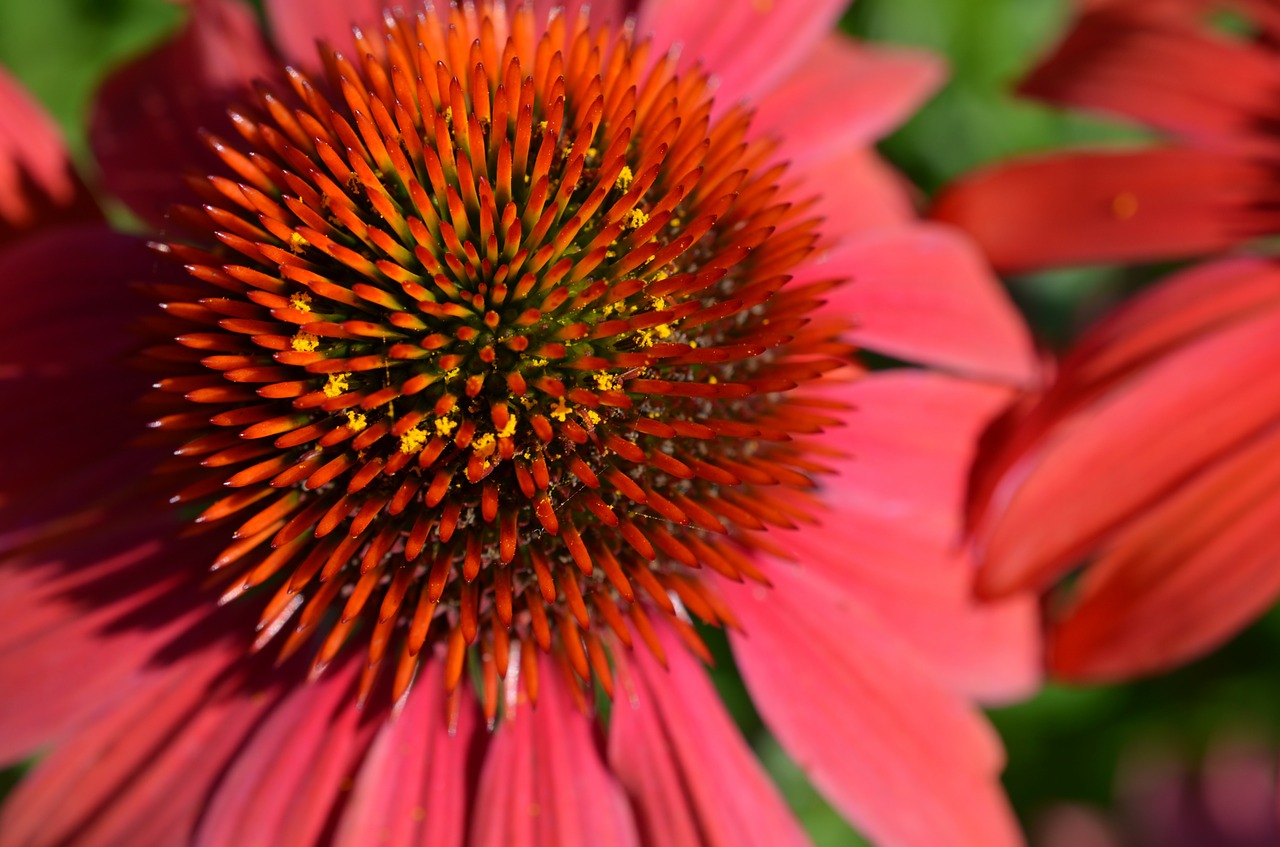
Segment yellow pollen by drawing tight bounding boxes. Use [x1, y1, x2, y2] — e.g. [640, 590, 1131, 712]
[649, 295, 667, 310]
[586, 146, 599, 159]
[537, 120, 548, 132]
[636, 329, 654, 348]
[434, 416, 458, 437]
[444, 106, 453, 123]
[708, 375, 719, 384]
[323, 372, 350, 398]
[345, 411, 367, 432]
[444, 367, 460, 381]
[290, 293, 312, 312]
[472, 432, 496, 458]
[291, 332, 320, 352]
[550, 398, 572, 421]
[625, 208, 649, 229]
[399, 426, 428, 453]
[594, 373, 623, 392]
[289, 232, 309, 253]
[496, 416, 517, 439]
[584, 409, 601, 426]
[615, 166, 634, 191]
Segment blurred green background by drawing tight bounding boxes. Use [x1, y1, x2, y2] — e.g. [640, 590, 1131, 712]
[2, 0, 1277, 844]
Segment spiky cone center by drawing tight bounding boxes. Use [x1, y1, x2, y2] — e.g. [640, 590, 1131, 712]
[146, 4, 849, 719]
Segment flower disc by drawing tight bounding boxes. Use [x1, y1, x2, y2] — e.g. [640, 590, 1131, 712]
[146, 4, 849, 713]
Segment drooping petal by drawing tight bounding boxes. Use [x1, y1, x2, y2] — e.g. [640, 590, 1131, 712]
[1057, 257, 1280, 389]
[724, 565, 1022, 847]
[933, 148, 1275, 273]
[1048, 423, 1280, 682]
[89, 0, 275, 227]
[471, 652, 639, 847]
[195, 662, 374, 847]
[796, 372, 1042, 702]
[0, 633, 262, 847]
[1021, 5, 1280, 152]
[754, 35, 944, 166]
[797, 224, 1037, 384]
[975, 300, 1280, 598]
[333, 659, 479, 847]
[0, 66, 100, 244]
[967, 259, 1280, 545]
[636, 0, 850, 103]
[0, 225, 171, 544]
[608, 627, 809, 847]
[0, 518, 197, 762]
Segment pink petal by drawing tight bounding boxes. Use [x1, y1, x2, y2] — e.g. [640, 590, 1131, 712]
[754, 35, 944, 165]
[798, 224, 1037, 384]
[265, 0, 637, 69]
[975, 300, 1280, 598]
[0, 515, 216, 762]
[636, 0, 849, 103]
[791, 147, 918, 240]
[1048, 423, 1280, 682]
[724, 566, 1023, 847]
[608, 626, 809, 847]
[471, 652, 638, 847]
[196, 662, 374, 847]
[795, 372, 1042, 702]
[933, 148, 1274, 273]
[264, 0, 392, 67]
[333, 659, 479, 847]
[0, 225, 170, 543]
[0, 636, 263, 847]
[89, 0, 275, 227]
[0, 67, 99, 244]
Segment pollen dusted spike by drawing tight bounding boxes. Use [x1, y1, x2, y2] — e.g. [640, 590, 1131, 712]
[144, 2, 850, 712]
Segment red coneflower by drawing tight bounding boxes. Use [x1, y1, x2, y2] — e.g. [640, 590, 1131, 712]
[0, 2, 1039, 845]
[935, 0, 1280, 681]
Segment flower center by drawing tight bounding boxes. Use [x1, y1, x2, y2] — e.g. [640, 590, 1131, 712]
[148, 4, 847, 717]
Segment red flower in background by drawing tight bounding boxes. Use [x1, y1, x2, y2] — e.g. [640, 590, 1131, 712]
[936, 0, 1280, 681]
[0, 2, 1039, 845]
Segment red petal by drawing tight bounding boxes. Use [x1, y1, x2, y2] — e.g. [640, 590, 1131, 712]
[471, 652, 639, 847]
[1022, 4, 1280, 151]
[975, 300, 1280, 598]
[1048, 423, 1280, 682]
[724, 565, 1022, 847]
[89, 0, 275, 227]
[637, 0, 849, 103]
[754, 35, 943, 165]
[0, 67, 100, 244]
[933, 148, 1275, 273]
[800, 224, 1037, 384]
[1059, 258, 1280, 389]
[608, 626, 808, 847]
[333, 660, 478, 847]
